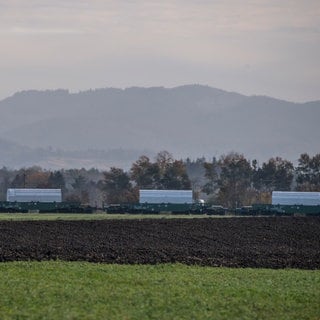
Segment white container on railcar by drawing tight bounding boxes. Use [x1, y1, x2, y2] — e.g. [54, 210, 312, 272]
[6, 188, 62, 203]
[139, 189, 193, 204]
[272, 191, 320, 206]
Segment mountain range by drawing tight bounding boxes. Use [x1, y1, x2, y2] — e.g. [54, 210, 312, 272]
[0, 85, 319, 169]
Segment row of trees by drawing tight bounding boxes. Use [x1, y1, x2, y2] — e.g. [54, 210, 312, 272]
[0, 167, 104, 206]
[0, 151, 319, 208]
[198, 152, 320, 208]
[0, 151, 191, 206]
[102, 151, 191, 203]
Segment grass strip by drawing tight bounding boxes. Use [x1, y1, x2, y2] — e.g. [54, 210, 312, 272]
[0, 213, 227, 221]
[0, 262, 319, 319]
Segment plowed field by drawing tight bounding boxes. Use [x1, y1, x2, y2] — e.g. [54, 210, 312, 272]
[0, 217, 319, 269]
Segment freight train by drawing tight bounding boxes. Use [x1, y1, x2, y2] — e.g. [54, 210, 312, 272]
[0, 189, 319, 216]
[103, 202, 320, 216]
[103, 191, 320, 216]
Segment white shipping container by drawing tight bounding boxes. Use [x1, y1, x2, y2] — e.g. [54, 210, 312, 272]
[139, 190, 193, 204]
[7, 188, 62, 202]
[272, 191, 320, 206]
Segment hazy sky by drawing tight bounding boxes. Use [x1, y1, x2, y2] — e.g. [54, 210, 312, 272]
[1, 0, 319, 102]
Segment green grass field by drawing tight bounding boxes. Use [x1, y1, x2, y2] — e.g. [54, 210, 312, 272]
[0, 212, 118, 221]
[0, 262, 319, 320]
[0, 212, 224, 221]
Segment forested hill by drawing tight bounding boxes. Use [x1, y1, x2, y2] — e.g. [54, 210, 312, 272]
[0, 85, 319, 168]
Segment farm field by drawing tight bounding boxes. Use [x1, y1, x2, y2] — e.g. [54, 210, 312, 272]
[0, 217, 319, 319]
[0, 261, 319, 320]
[0, 217, 319, 269]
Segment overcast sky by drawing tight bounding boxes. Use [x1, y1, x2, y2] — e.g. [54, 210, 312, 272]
[1, 0, 319, 102]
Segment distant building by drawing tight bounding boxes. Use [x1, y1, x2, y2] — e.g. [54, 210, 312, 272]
[7, 188, 62, 202]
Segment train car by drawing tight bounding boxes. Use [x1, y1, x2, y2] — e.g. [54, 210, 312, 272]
[0, 201, 94, 213]
[0, 188, 95, 213]
[236, 192, 320, 216]
[104, 189, 206, 214]
[103, 202, 206, 214]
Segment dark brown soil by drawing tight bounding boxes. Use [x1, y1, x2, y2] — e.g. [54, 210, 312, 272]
[0, 217, 319, 269]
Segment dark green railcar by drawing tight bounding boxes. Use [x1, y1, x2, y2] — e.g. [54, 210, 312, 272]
[234, 203, 320, 216]
[0, 201, 93, 213]
[104, 202, 206, 214]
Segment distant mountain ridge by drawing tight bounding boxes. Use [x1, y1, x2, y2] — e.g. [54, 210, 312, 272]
[0, 85, 319, 169]
[0, 138, 151, 169]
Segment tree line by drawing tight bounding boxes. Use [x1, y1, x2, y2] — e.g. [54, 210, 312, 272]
[0, 151, 319, 208]
[197, 153, 319, 208]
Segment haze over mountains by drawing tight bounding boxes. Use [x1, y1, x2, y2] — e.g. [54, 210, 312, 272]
[0, 85, 319, 169]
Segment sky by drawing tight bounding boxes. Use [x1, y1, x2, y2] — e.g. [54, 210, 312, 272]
[0, 0, 319, 102]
